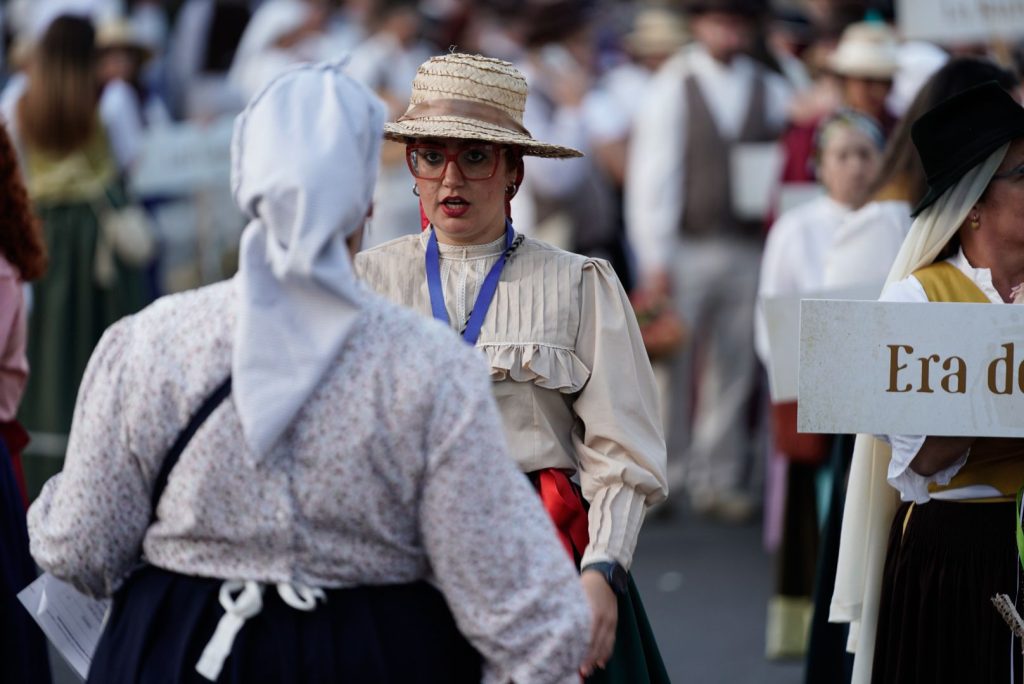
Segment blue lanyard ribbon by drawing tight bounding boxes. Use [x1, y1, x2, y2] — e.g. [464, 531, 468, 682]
[426, 221, 513, 345]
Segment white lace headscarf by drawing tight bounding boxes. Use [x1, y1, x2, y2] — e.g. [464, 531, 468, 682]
[830, 143, 1009, 683]
[231, 60, 385, 461]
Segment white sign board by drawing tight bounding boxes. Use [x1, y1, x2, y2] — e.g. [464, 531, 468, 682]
[130, 117, 235, 197]
[763, 283, 883, 402]
[798, 300, 1024, 436]
[18, 573, 109, 680]
[898, 0, 1024, 43]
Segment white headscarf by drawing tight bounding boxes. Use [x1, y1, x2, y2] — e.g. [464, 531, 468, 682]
[830, 143, 1009, 683]
[231, 60, 385, 461]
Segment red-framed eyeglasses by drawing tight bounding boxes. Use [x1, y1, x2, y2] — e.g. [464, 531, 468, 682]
[405, 143, 501, 181]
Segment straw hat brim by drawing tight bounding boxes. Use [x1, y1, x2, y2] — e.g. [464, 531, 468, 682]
[829, 53, 898, 79]
[383, 117, 583, 159]
[97, 22, 156, 62]
[623, 33, 689, 57]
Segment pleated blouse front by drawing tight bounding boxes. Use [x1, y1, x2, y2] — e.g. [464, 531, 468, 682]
[356, 232, 668, 569]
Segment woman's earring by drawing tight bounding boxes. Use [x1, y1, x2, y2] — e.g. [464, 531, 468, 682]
[505, 183, 517, 197]
[970, 212, 980, 230]
[412, 185, 420, 197]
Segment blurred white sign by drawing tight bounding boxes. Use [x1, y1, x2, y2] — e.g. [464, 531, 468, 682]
[776, 183, 824, 216]
[898, 0, 1024, 43]
[131, 117, 235, 197]
[798, 300, 1024, 436]
[731, 142, 784, 221]
[18, 573, 109, 680]
[763, 282, 882, 402]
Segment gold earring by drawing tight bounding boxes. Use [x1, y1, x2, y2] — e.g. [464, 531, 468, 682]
[970, 212, 980, 230]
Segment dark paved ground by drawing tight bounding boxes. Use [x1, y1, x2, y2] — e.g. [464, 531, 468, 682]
[630, 509, 806, 683]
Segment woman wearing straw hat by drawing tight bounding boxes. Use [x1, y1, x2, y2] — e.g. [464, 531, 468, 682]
[356, 53, 669, 682]
[28, 62, 591, 684]
[779, 20, 900, 191]
[830, 82, 1024, 683]
[95, 16, 172, 166]
[827, 21, 900, 134]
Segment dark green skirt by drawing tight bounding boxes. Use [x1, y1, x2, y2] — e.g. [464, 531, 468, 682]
[588, 572, 671, 684]
[18, 197, 149, 498]
[529, 469, 670, 682]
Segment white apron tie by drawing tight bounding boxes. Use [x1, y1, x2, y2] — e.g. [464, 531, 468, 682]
[195, 580, 326, 681]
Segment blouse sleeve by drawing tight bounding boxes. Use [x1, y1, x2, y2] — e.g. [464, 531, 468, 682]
[876, 275, 969, 502]
[882, 433, 968, 504]
[419, 349, 590, 684]
[572, 259, 669, 569]
[27, 319, 151, 598]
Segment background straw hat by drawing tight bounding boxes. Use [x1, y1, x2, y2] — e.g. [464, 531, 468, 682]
[96, 18, 155, 62]
[383, 53, 583, 158]
[828, 21, 899, 79]
[623, 8, 689, 57]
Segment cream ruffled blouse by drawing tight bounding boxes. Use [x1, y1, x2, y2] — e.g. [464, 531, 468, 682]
[356, 231, 668, 569]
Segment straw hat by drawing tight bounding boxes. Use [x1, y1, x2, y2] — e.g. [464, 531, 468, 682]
[383, 53, 583, 158]
[828, 21, 899, 79]
[96, 18, 155, 62]
[623, 8, 689, 57]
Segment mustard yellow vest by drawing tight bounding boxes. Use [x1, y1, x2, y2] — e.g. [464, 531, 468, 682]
[914, 261, 1024, 497]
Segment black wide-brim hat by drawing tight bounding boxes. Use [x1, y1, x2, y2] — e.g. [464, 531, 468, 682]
[910, 81, 1024, 216]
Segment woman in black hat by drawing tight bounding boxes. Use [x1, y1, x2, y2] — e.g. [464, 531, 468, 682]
[831, 81, 1024, 683]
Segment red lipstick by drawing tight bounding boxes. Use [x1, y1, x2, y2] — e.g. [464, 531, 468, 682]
[440, 195, 470, 218]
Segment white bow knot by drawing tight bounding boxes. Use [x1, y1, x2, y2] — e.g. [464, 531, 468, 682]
[195, 580, 327, 681]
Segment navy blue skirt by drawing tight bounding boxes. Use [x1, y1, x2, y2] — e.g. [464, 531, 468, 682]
[88, 566, 481, 683]
[0, 433, 51, 683]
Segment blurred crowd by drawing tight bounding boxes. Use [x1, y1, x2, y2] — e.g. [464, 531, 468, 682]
[2, 0, 1024, 672]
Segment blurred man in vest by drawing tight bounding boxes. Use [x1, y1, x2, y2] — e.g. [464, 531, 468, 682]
[626, 0, 792, 521]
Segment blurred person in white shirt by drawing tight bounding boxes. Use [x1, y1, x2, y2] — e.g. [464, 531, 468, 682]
[346, 0, 434, 248]
[228, 0, 363, 102]
[515, 0, 631, 280]
[754, 110, 883, 660]
[626, 0, 792, 521]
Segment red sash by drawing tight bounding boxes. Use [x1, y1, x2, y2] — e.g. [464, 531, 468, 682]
[534, 469, 589, 563]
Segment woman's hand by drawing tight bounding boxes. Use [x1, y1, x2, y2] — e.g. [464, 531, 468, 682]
[580, 569, 618, 677]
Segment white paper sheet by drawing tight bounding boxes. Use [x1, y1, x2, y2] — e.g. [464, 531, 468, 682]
[18, 573, 110, 681]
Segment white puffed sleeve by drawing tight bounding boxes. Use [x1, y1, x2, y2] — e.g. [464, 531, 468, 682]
[572, 259, 668, 569]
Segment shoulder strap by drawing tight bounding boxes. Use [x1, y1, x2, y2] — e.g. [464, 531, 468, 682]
[912, 261, 989, 303]
[150, 376, 232, 522]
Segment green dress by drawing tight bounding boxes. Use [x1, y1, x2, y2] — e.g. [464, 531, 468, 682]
[16, 124, 149, 498]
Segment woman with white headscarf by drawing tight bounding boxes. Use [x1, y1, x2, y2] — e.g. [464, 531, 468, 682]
[830, 82, 1024, 684]
[26, 62, 590, 684]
